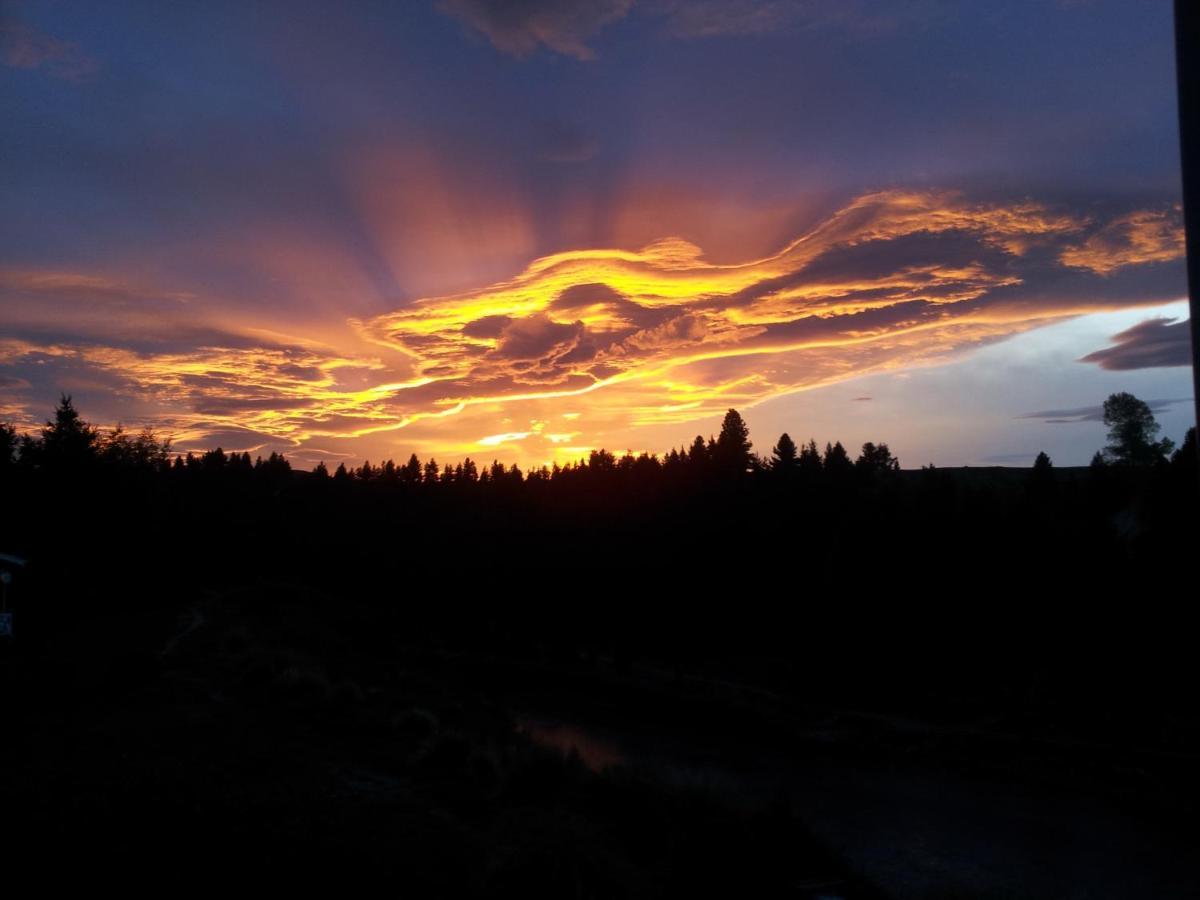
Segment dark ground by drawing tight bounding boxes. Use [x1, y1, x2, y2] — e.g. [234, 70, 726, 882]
[2, 578, 1197, 897]
[2, 454, 1198, 896]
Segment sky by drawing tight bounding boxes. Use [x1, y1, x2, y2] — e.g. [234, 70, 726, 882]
[1, 0, 1194, 469]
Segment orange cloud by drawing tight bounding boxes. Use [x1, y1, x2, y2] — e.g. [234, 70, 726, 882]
[1060, 208, 1186, 275]
[0, 190, 1186, 467]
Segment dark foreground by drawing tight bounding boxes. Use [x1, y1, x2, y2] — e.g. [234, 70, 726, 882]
[2, 574, 1198, 897]
[2, 439, 1198, 895]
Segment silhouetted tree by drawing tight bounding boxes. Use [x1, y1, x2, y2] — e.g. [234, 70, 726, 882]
[798, 439, 822, 477]
[1, 421, 18, 469]
[313, 460, 329, 480]
[403, 453, 423, 484]
[715, 409, 753, 475]
[1029, 451, 1054, 498]
[1171, 426, 1197, 473]
[202, 447, 227, 471]
[589, 449, 616, 473]
[855, 442, 900, 474]
[770, 433, 799, 474]
[260, 451, 291, 479]
[461, 458, 479, 483]
[36, 394, 100, 467]
[823, 441, 853, 476]
[100, 425, 171, 469]
[1102, 392, 1174, 465]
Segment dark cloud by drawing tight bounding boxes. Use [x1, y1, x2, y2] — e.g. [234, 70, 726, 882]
[483, 314, 599, 379]
[191, 397, 323, 416]
[437, 0, 634, 59]
[550, 283, 675, 330]
[1078, 317, 1193, 371]
[492, 313, 585, 361]
[550, 283, 626, 312]
[276, 364, 325, 381]
[461, 315, 514, 339]
[0, 21, 97, 81]
[853, 396, 872, 401]
[615, 314, 706, 353]
[1018, 397, 1191, 424]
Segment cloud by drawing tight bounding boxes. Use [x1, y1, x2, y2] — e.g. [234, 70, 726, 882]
[437, 0, 634, 59]
[1, 189, 1188, 466]
[1017, 397, 1191, 424]
[1, 21, 97, 81]
[1060, 208, 1185, 275]
[356, 190, 1184, 420]
[1078, 317, 1193, 371]
[437, 0, 939, 57]
[646, 0, 913, 39]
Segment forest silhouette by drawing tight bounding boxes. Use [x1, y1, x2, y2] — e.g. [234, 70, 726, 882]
[2, 395, 1197, 895]
[2, 394, 1195, 653]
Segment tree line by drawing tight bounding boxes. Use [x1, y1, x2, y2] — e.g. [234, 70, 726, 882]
[2, 392, 1192, 490]
[0, 397, 947, 487]
[0, 392, 1196, 668]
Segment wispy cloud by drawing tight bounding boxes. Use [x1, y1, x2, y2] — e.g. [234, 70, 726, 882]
[1017, 397, 1191, 424]
[437, 0, 947, 59]
[437, 0, 634, 60]
[355, 189, 1183, 426]
[0, 189, 1187, 465]
[1, 21, 97, 81]
[1079, 317, 1192, 370]
[646, 0, 917, 39]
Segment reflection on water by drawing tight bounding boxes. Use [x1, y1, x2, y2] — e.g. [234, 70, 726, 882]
[517, 717, 626, 772]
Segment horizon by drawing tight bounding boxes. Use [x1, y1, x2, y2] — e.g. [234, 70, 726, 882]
[2, 1, 1195, 469]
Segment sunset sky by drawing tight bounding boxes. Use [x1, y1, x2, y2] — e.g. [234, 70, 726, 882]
[2, 0, 1194, 469]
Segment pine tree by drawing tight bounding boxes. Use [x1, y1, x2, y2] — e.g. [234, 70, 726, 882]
[715, 409, 753, 475]
[38, 394, 100, 466]
[403, 453, 423, 483]
[770, 433, 799, 474]
[1029, 450, 1054, 497]
[799, 439, 822, 476]
[856, 442, 900, 474]
[823, 441, 853, 476]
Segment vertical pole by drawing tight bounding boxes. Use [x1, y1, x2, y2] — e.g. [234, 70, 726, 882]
[1174, 0, 1200, 476]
